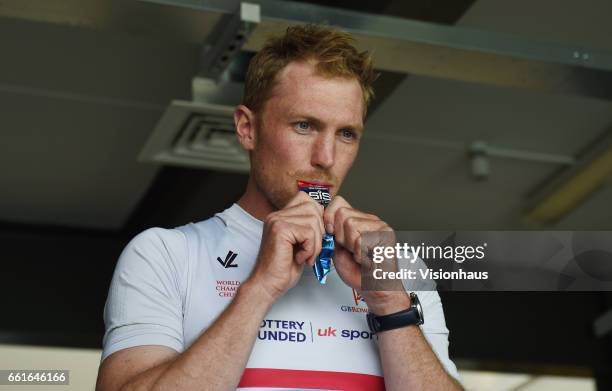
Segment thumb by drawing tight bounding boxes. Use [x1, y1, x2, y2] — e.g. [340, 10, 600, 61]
[333, 247, 361, 289]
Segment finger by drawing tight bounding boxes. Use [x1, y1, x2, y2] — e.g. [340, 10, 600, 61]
[331, 206, 380, 249]
[342, 217, 389, 260]
[282, 214, 323, 262]
[333, 246, 362, 289]
[285, 191, 320, 209]
[324, 196, 378, 237]
[278, 202, 325, 233]
[310, 229, 322, 267]
[323, 195, 351, 235]
[288, 222, 319, 265]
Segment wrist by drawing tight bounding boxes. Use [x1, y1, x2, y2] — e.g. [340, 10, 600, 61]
[366, 292, 424, 334]
[365, 291, 412, 315]
[239, 276, 279, 306]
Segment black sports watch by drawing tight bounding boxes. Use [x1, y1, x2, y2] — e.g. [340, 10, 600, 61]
[366, 292, 424, 334]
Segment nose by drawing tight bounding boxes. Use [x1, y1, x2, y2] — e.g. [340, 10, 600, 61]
[310, 130, 335, 169]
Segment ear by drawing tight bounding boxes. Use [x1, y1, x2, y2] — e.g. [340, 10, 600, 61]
[234, 105, 257, 151]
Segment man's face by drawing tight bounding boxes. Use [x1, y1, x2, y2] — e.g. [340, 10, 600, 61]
[250, 60, 364, 210]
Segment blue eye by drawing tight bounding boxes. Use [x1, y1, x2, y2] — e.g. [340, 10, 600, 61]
[295, 121, 310, 132]
[341, 129, 356, 140]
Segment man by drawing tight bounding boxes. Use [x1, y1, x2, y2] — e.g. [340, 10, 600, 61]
[96, 25, 463, 391]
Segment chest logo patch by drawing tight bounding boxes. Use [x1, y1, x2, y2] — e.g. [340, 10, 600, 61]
[217, 250, 238, 268]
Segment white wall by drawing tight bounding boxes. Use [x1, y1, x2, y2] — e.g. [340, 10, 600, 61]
[0, 344, 596, 391]
[0, 344, 101, 391]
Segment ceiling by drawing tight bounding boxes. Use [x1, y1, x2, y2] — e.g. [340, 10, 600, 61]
[343, 0, 612, 230]
[1, 0, 611, 232]
[0, 13, 196, 229]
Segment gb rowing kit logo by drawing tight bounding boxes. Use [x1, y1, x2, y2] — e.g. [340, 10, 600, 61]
[340, 288, 369, 313]
[217, 250, 238, 268]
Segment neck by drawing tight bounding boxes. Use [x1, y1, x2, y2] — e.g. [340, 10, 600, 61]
[237, 175, 275, 222]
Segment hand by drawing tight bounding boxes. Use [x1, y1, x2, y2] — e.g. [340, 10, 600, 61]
[248, 192, 324, 302]
[324, 196, 410, 315]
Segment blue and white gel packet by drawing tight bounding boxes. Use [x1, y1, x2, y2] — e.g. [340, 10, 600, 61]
[298, 180, 334, 284]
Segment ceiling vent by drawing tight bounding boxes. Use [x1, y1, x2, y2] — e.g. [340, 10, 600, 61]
[139, 100, 249, 173]
[139, 3, 260, 173]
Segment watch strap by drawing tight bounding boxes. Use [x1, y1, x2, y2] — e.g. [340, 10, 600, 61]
[367, 293, 424, 333]
[367, 307, 422, 333]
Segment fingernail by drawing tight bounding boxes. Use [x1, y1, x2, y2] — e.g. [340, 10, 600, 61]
[325, 223, 334, 234]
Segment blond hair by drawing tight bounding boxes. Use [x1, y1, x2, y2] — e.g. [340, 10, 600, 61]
[243, 24, 377, 117]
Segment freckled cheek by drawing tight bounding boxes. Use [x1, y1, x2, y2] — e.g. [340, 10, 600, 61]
[259, 136, 304, 180]
[269, 146, 298, 171]
[276, 134, 310, 163]
[335, 148, 358, 179]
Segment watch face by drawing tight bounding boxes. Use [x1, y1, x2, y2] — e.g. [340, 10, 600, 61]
[366, 313, 378, 333]
[410, 292, 424, 325]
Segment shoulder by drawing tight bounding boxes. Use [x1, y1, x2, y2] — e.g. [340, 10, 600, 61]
[173, 216, 228, 250]
[129, 226, 186, 247]
[123, 227, 187, 261]
[113, 227, 190, 284]
[115, 215, 228, 276]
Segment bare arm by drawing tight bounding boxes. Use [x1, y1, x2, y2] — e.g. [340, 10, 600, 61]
[97, 280, 274, 391]
[322, 196, 463, 390]
[97, 192, 324, 391]
[374, 295, 464, 391]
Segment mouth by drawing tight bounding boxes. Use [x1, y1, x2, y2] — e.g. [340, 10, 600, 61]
[298, 179, 334, 188]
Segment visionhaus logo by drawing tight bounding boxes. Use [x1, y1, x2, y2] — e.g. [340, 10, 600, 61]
[217, 250, 238, 268]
